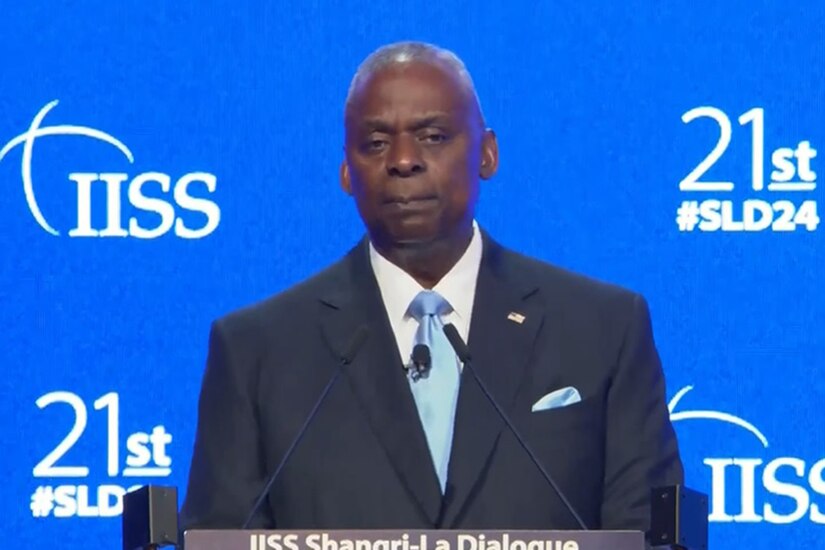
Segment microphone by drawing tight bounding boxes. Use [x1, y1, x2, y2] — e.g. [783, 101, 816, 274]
[442, 323, 589, 530]
[241, 326, 370, 529]
[404, 343, 431, 381]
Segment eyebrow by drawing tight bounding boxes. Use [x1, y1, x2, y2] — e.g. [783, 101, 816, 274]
[359, 112, 453, 133]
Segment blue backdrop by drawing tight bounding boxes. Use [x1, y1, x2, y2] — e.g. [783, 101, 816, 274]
[1, 1, 823, 547]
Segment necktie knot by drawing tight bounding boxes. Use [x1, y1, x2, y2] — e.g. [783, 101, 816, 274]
[408, 290, 451, 321]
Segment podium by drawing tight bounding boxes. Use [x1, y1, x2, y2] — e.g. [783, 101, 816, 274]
[122, 487, 706, 550]
[182, 529, 645, 550]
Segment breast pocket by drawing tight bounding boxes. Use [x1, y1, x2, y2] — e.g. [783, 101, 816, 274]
[525, 394, 606, 482]
[529, 395, 603, 431]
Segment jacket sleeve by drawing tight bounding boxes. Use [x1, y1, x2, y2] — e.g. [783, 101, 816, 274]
[599, 294, 684, 536]
[179, 318, 273, 533]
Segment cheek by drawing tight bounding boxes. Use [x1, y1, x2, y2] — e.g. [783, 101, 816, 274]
[347, 163, 381, 198]
[440, 156, 480, 203]
[347, 167, 387, 224]
[439, 142, 481, 180]
[445, 181, 478, 215]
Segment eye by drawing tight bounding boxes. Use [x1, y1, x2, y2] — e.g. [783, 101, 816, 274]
[363, 137, 388, 153]
[420, 131, 448, 144]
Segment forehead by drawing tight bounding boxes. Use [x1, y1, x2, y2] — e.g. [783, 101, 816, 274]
[346, 61, 473, 123]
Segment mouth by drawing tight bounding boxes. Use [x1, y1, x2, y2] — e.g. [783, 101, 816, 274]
[383, 195, 438, 206]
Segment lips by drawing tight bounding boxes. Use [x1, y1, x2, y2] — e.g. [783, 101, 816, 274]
[382, 196, 439, 214]
[383, 195, 438, 205]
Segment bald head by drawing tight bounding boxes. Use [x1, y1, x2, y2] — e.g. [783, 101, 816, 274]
[345, 41, 485, 125]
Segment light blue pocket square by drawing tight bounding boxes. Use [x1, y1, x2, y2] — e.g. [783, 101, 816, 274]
[531, 386, 582, 412]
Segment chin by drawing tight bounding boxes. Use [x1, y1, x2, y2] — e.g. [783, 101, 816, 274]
[390, 232, 438, 248]
[385, 221, 441, 246]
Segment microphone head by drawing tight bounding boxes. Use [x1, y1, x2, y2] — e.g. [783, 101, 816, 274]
[411, 344, 431, 365]
[410, 344, 431, 380]
[341, 326, 369, 364]
[443, 323, 471, 362]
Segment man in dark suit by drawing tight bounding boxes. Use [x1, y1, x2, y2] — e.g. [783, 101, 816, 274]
[180, 41, 683, 537]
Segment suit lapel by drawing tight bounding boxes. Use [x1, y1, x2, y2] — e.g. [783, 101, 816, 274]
[318, 240, 443, 525]
[441, 236, 544, 526]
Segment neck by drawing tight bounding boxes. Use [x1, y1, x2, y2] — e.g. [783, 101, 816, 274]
[373, 223, 474, 289]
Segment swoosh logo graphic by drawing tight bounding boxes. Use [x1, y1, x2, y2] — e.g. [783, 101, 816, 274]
[668, 385, 769, 448]
[0, 100, 135, 235]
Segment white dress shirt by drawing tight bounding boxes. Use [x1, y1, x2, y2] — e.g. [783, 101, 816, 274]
[369, 221, 483, 370]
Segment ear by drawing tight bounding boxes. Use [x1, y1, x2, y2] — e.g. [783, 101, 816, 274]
[479, 129, 499, 180]
[340, 160, 352, 195]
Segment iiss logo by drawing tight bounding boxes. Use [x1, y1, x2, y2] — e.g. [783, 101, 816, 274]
[0, 100, 220, 239]
[669, 386, 825, 524]
[675, 106, 819, 233]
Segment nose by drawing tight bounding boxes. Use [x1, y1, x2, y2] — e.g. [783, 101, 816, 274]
[386, 135, 425, 177]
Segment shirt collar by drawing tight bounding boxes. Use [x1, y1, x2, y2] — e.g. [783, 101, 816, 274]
[369, 221, 483, 322]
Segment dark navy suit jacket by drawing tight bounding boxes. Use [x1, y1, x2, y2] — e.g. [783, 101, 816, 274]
[179, 232, 683, 534]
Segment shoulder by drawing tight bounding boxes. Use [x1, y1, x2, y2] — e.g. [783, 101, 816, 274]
[212, 247, 354, 344]
[490, 239, 652, 356]
[495, 243, 644, 312]
[489, 240, 661, 392]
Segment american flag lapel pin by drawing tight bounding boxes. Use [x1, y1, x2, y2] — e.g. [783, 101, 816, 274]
[507, 311, 526, 324]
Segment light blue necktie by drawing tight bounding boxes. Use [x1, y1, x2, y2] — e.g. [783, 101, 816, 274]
[407, 290, 461, 493]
